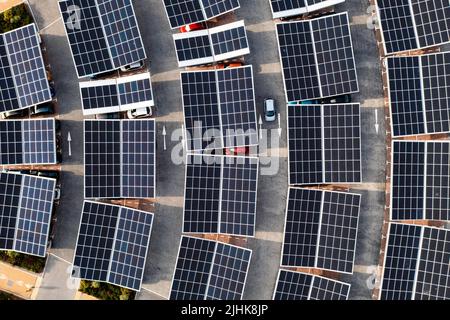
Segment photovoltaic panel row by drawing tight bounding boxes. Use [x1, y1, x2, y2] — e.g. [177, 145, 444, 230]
[0, 119, 57, 165]
[282, 188, 360, 274]
[72, 201, 153, 291]
[391, 141, 450, 221]
[59, 0, 146, 78]
[380, 223, 450, 300]
[184, 154, 258, 237]
[273, 270, 350, 300]
[270, 0, 344, 19]
[170, 236, 252, 300]
[182, 66, 258, 151]
[276, 12, 358, 102]
[173, 20, 249, 67]
[84, 120, 155, 199]
[163, 0, 240, 29]
[0, 172, 55, 257]
[288, 104, 361, 185]
[80, 73, 154, 115]
[0, 24, 51, 113]
[376, 0, 450, 55]
[387, 52, 450, 137]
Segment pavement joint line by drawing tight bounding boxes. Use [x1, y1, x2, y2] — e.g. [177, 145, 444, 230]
[48, 253, 72, 265]
[39, 17, 62, 33]
[140, 286, 169, 300]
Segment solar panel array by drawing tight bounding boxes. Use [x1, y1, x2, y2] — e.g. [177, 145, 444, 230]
[380, 223, 450, 300]
[276, 12, 358, 102]
[170, 236, 252, 300]
[84, 120, 155, 199]
[163, 0, 240, 29]
[184, 154, 258, 236]
[282, 188, 360, 273]
[0, 119, 57, 165]
[182, 65, 258, 151]
[273, 270, 351, 300]
[0, 24, 52, 113]
[287, 103, 361, 185]
[80, 73, 154, 115]
[59, 0, 146, 78]
[391, 141, 450, 221]
[270, 0, 345, 19]
[0, 172, 55, 257]
[73, 201, 153, 291]
[173, 20, 249, 67]
[377, 0, 450, 55]
[387, 52, 450, 137]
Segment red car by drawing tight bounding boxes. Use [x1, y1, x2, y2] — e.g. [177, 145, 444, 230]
[180, 23, 204, 33]
[225, 147, 250, 156]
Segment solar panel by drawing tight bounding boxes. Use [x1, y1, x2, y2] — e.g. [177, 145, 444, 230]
[287, 103, 361, 185]
[59, 0, 146, 78]
[276, 12, 358, 102]
[73, 201, 153, 291]
[170, 236, 252, 300]
[380, 223, 450, 300]
[391, 140, 450, 221]
[0, 172, 55, 257]
[0, 119, 57, 165]
[173, 20, 249, 68]
[182, 66, 257, 152]
[281, 188, 360, 273]
[80, 73, 154, 115]
[0, 24, 51, 113]
[184, 154, 258, 236]
[273, 270, 350, 300]
[162, 0, 240, 29]
[270, 0, 345, 19]
[84, 119, 156, 199]
[376, 0, 450, 55]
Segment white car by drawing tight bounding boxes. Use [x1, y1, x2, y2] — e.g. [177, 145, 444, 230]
[127, 106, 153, 119]
[120, 60, 145, 72]
[264, 99, 276, 122]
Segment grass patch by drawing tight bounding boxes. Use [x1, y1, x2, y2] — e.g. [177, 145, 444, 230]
[0, 3, 33, 33]
[0, 290, 22, 300]
[0, 251, 46, 274]
[79, 280, 136, 300]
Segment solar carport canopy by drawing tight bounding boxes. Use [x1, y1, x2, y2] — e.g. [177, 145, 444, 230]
[391, 140, 450, 221]
[287, 103, 362, 185]
[173, 20, 249, 67]
[80, 73, 154, 115]
[376, 0, 450, 55]
[170, 236, 252, 300]
[72, 201, 153, 291]
[0, 172, 56, 257]
[273, 270, 350, 300]
[281, 188, 360, 274]
[84, 119, 156, 199]
[184, 154, 258, 236]
[163, 0, 240, 29]
[58, 0, 146, 78]
[182, 65, 258, 151]
[0, 119, 57, 165]
[387, 52, 450, 137]
[270, 0, 345, 19]
[0, 24, 52, 113]
[380, 223, 450, 300]
[276, 12, 358, 102]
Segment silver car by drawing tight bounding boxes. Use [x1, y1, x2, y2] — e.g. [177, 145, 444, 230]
[264, 98, 276, 122]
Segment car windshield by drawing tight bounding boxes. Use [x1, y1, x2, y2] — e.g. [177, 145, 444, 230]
[267, 110, 275, 116]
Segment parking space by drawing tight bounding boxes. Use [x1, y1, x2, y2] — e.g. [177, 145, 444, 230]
[20, 0, 387, 300]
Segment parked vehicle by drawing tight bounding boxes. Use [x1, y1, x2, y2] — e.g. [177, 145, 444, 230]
[95, 112, 121, 119]
[298, 99, 320, 105]
[180, 23, 204, 33]
[225, 147, 250, 156]
[54, 187, 61, 201]
[321, 94, 352, 104]
[30, 103, 54, 116]
[89, 70, 118, 80]
[120, 60, 145, 72]
[264, 98, 277, 122]
[127, 106, 152, 119]
[0, 109, 27, 119]
[37, 171, 60, 180]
